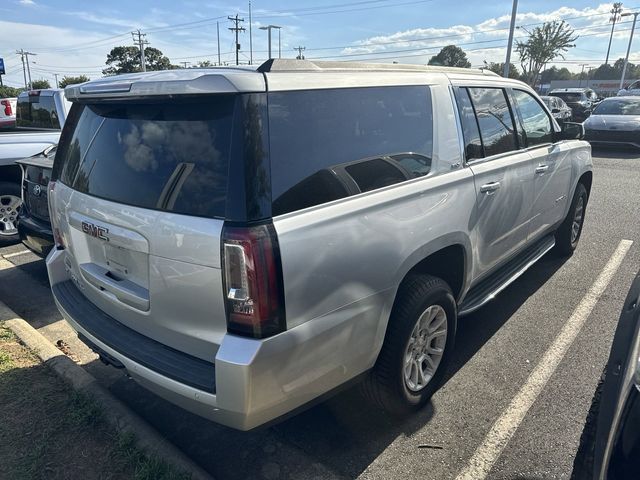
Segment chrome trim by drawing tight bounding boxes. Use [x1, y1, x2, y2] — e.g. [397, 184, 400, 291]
[459, 238, 555, 316]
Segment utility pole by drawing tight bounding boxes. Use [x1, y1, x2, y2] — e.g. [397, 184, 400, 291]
[217, 21, 221, 66]
[54, 73, 59, 88]
[228, 15, 245, 66]
[249, 1, 253, 65]
[578, 64, 589, 87]
[294, 46, 306, 60]
[503, 0, 518, 78]
[132, 30, 149, 72]
[16, 49, 36, 89]
[180, 61, 191, 69]
[619, 11, 639, 89]
[606, 2, 624, 65]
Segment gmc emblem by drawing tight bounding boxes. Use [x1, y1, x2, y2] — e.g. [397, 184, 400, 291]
[81, 221, 109, 241]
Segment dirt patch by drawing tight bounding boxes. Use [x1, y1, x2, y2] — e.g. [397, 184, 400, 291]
[0, 324, 190, 480]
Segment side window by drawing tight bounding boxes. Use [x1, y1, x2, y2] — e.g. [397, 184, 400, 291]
[512, 90, 553, 147]
[468, 88, 518, 157]
[454, 87, 483, 161]
[268, 86, 434, 216]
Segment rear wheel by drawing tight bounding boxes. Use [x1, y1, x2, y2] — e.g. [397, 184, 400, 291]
[362, 275, 457, 414]
[0, 182, 21, 246]
[554, 182, 588, 257]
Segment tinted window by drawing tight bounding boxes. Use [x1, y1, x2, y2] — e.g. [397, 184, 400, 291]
[512, 90, 553, 146]
[454, 88, 484, 160]
[468, 88, 517, 157]
[56, 97, 235, 218]
[269, 86, 433, 215]
[16, 94, 61, 129]
[593, 98, 640, 115]
[551, 92, 582, 103]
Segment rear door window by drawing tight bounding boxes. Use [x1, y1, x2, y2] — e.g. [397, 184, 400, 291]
[55, 97, 235, 219]
[454, 87, 484, 161]
[268, 86, 433, 216]
[468, 87, 518, 157]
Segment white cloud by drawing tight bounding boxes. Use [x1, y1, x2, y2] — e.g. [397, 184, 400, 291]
[18, 0, 36, 5]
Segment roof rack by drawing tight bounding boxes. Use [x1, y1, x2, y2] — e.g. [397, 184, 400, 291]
[257, 58, 500, 76]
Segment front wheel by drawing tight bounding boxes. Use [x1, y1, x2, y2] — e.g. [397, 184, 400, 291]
[362, 275, 457, 414]
[0, 181, 22, 246]
[554, 182, 588, 257]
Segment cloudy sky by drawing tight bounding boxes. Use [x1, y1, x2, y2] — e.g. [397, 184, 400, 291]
[1, 0, 639, 87]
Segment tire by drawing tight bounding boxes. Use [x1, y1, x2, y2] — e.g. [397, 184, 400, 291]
[0, 181, 22, 246]
[362, 274, 457, 415]
[571, 367, 605, 480]
[554, 182, 588, 257]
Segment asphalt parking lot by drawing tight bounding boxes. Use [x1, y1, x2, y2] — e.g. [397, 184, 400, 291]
[1, 148, 639, 480]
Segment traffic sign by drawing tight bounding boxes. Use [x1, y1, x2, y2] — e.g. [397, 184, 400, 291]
[0, 58, 5, 75]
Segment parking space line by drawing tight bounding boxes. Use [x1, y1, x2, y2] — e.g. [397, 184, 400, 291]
[2, 249, 32, 259]
[455, 239, 634, 480]
[0, 257, 15, 271]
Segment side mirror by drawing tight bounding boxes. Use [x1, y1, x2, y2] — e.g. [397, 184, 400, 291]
[556, 121, 584, 141]
[552, 108, 560, 113]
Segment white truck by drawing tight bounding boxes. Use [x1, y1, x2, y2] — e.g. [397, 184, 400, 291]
[0, 89, 69, 244]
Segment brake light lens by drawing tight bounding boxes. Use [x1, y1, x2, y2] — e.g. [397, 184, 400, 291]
[48, 181, 65, 249]
[1, 100, 11, 116]
[222, 223, 285, 338]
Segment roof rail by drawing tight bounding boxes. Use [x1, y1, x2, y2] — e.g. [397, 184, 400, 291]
[257, 58, 500, 76]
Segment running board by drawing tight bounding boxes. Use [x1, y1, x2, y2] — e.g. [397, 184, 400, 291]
[459, 235, 556, 316]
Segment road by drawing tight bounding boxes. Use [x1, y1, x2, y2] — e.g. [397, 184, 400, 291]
[1, 149, 638, 480]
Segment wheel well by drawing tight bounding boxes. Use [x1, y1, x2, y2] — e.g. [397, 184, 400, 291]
[404, 245, 466, 301]
[579, 171, 593, 198]
[0, 164, 22, 185]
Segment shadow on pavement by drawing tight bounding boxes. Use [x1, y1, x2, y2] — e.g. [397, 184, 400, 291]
[88, 253, 569, 480]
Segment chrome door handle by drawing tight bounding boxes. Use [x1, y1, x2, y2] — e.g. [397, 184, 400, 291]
[480, 181, 501, 194]
[535, 165, 550, 174]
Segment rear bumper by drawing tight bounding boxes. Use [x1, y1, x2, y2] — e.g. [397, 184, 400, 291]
[47, 248, 387, 430]
[17, 214, 54, 257]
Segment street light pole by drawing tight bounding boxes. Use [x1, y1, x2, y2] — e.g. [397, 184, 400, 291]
[503, 0, 518, 78]
[260, 25, 281, 60]
[619, 12, 639, 89]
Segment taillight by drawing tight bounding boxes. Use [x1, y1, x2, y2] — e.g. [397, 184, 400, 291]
[48, 181, 65, 249]
[222, 223, 285, 338]
[1, 100, 11, 116]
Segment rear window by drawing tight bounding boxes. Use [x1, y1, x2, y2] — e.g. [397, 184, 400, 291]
[550, 92, 582, 103]
[55, 97, 235, 219]
[268, 86, 433, 216]
[593, 98, 640, 115]
[17, 93, 61, 129]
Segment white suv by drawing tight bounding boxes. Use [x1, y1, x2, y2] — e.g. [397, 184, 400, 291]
[47, 60, 592, 430]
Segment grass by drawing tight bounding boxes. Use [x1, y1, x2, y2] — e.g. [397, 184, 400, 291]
[0, 323, 191, 480]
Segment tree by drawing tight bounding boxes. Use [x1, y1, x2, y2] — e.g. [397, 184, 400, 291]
[58, 75, 90, 88]
[428, 45, 471, 68]
[540, 66, 574, 83]
[31, 79, 50, 89]
[516, 21, 577, 86]
[486, 62, 520, 79]
[103, 46, 176, 75]
[0, 86, 23, 98]
[197, 60, 213, 67]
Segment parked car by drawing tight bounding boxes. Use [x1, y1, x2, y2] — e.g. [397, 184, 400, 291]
[16, 145, 56, 257]
[549, 88, 600, 122]
[0, 89, 69, 244]
[583, 96, 640, 150]
[46, 60, 592, 431]
[0, 97, 17, 129]
[617, 79, 640, 97]
[572, 270, 640, 479]
[541, 95, 572, 122]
